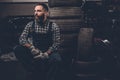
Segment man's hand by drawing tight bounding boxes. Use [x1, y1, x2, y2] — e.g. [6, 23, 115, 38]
[31, 48, 41, 56]
[34, 52, 49, 59]
[42, 52, 49, 59]
[29, 45, 42, 56]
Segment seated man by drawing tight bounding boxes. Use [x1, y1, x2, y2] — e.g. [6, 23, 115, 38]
[14, 3, 62, 80]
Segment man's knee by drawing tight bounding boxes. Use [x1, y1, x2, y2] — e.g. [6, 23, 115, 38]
[49, 52, 62, 63]
[14, 45, 24, 52]
[13, 45, 28, 57]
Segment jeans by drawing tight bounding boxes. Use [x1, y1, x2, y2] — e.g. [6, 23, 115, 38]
[14, 45, 62, 80]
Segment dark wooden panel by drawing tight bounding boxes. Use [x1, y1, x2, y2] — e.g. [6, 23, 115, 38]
[0, 3, 36, 18]
[50, 7, 83, 18]
[48, 0, 83, 7]
[50, 19, 82, 32]
[60, 33, 78, 48]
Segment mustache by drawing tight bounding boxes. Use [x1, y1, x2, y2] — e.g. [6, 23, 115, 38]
[34, 14, 44, 19]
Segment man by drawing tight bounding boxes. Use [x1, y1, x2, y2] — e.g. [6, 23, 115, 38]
[14, 3, 62, 80]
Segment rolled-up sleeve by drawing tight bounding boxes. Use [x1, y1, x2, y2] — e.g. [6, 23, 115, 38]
[19, 22, 33, 45]
[48, 23, 61, 52]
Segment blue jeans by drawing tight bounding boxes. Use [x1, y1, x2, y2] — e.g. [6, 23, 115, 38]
[14, 45, 62, 80]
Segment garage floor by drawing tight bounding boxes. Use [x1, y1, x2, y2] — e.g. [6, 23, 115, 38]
[0, 52, 120, 80]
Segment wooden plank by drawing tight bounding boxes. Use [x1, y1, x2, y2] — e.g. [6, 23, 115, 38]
[60, 33, 78, 47]
[0, 0, 48, 2]
[48, 0, 82, 7]
[50, 7, 83, 17]
[50, 19, 83, 32]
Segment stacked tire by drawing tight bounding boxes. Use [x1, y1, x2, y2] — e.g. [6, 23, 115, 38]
[72, 28, 102, 80]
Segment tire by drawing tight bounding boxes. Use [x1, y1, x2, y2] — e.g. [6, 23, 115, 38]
[72, 57, 102, 80]
[73, 57, 102, 74]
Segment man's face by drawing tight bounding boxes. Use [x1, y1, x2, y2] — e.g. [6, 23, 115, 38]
[34, 5, 46, 21]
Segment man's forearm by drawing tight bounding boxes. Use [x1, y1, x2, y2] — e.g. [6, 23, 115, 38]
[23, 43, 32, 48]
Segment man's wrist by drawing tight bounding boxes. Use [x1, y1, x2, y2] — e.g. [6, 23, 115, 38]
[29, 45, 35, 50]
[46, 50, 52, 55]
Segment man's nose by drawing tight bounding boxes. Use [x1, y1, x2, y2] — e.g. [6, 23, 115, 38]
[34, 12, 37, 16]
[34, 11, 38, 15]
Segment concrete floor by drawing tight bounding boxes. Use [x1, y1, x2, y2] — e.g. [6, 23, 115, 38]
[0, 61, 120, 80]
[0, 52, 120, 80]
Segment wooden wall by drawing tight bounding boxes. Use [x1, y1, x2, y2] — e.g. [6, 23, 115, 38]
[0, 1, 47, 19]
[48, 1, 84, 65]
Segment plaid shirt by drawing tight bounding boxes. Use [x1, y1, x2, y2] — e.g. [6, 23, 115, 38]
[19, 19, 61, 52]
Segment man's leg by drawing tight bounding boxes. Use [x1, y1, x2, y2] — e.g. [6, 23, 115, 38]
[13, 45, 34, 72]
[46, 52, 62, 80]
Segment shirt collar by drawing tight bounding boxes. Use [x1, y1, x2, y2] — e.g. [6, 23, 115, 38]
[35, 19, 49, 27]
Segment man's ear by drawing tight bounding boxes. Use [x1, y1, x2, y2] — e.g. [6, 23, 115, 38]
[45, 12, 50, 17]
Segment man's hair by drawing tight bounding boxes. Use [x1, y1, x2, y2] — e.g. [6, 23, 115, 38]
[36, 3, 49, 12]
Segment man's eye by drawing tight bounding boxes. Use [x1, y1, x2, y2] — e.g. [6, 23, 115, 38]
[37, 10, 42, 12]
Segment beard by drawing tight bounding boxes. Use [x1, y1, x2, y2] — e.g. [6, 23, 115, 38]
[35, 14, 45, 25]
